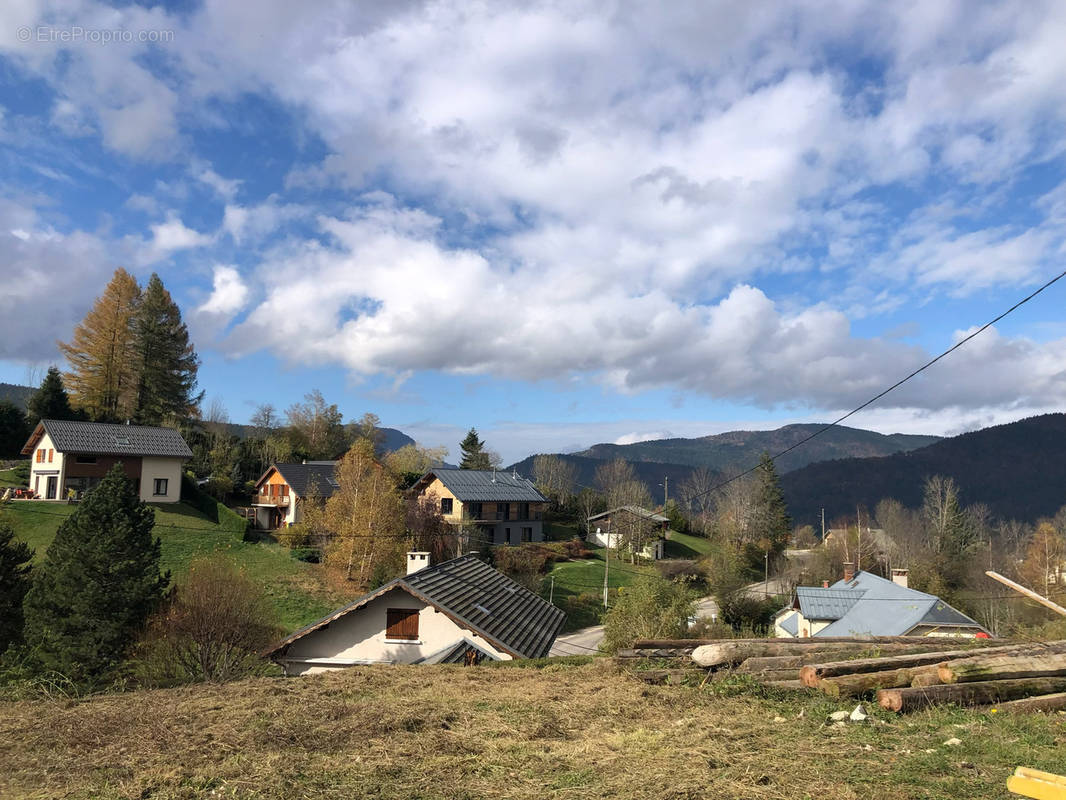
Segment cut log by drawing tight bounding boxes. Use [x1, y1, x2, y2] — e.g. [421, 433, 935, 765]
[636, 636, 1006, 650]
[692, 640, 972, 668]
[616, 647, 695, 660]
[735, 645, 961, 674]
[877, 677, 1066, 713]
[983, 692, 1066, 714]
[938, 651, 1066, 684]
[817, 665, 941, 698]
[763, 679, 805, 690]
[799, 642, 1064, 687]
[910, 671, 942, 688]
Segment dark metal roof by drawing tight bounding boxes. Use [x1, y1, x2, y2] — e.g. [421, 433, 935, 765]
[268, 462, 339, 499]
[268, 554, 565, 660]
[588, 506, 670, 523]
[795, 587, 865, 621]
[22, 419, 192, 458]
[422, 469, 548, 503]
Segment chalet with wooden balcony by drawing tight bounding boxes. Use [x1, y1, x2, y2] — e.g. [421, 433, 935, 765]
[20, 419, 191, 503]
[409, 468, 549, 546]
[252, 461, 339, 530]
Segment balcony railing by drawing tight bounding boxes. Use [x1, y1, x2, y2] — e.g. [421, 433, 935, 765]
[256, 494, 290, 506]
[461, 509, 543, 523]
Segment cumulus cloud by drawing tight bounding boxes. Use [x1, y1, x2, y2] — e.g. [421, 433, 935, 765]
[198, 266, 249, 316]
[147, 216, 213, 253]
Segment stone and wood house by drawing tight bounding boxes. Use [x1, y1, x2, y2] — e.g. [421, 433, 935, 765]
[251, 461, 340, 530]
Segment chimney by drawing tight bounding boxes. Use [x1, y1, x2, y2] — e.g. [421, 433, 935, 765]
[843, 561, 855, 583]
[406, 551, 430, 575]
[891, 568, 909, 589]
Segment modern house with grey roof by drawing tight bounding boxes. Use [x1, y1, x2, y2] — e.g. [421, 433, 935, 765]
[774, 565, 989, 639]
[21, 419, 192, 503]
[587, 506, 671, 560]
[410, 468, 549, 546]
[252, 461, 340, 529]
[267, 552, 566, 674]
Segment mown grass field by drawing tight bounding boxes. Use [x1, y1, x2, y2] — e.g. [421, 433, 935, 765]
[1, 500, 343, 632]
[1, 661, 1063, 799]
[664, 531, 714, 559]
[544, 547, 657, 600]
[0, 467, 22, 488]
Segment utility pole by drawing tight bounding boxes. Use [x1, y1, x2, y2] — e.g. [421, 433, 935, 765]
[549, 575, 555, 604]
[603, 517, 611, 609]
[662, 476, 669, 505]
[821, 508, 825, 542]
[856, 506, 862, 573]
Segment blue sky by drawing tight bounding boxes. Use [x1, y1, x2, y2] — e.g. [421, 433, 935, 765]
[1, 1, 1065, 464]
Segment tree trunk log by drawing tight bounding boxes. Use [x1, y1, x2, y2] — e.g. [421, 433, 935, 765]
[877, 677, 1066, 712]
[817, 665, 941, 698]
[634, 636, 995, 650]
[693, 640, 969, 668]
[938, 651, 1066, 684]
[986, 692, 1066, 713]
[799, 643, 1057, 687]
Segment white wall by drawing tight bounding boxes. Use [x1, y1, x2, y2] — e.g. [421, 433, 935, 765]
[140, 457, 183, 503]
[28, 431, 65, 499]
[277, 586, 512, 675]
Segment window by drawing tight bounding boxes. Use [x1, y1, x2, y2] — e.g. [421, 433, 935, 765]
[505, 527, 512, 544]
[48, 449, 54, 463]
[153, 478, 168, 496]
[522, 527, 533, 543]
[75, 455, 97, 464]
[519, 502, 529, 519]
[36, 449, 44, 463]
[386, 608, 419, 641]
[440, 497, 453, 514]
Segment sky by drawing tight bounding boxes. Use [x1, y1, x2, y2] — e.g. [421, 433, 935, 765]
[1, 1, 1065, 465]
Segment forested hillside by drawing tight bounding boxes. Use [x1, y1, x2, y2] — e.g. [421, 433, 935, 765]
[0, 383, 33, 409]
[781, 414, 1066, 526]
[576, 424, 940, 474]
[508, 453, 715, 499]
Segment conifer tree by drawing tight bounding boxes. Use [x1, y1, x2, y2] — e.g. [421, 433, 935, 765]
[25, 366, 78, 423]
[0, 516, 33, 654]
[744, 452, 791, 576]
[0, 401, 29, 458]
[59, 268, 142, 422]
[459, 427, 491, 470]
[132, 274, 202, 425]
[23, 465, 168, 684]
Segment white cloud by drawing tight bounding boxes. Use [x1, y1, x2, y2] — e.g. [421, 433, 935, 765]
[614, 431, 673, 446]
[148, 216, 213, 253]
[198, 265, 249, 316]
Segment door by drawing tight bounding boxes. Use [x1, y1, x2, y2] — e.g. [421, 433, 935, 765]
[46, 476, 57, 500]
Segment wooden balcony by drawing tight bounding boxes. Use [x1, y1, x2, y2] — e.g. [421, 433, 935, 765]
[255, 493, 290, 507]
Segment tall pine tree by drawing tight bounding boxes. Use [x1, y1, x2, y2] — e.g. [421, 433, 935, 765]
[133, 274, 203, 425]
[0, 516, 33, 654]
[59, 268, 142, 422]
[0, 401, 29, 458]
[459, 427, 491, 470]
[25, 366, 79, 423]
[23, 465, 168, 684]
[744, 452, 792, 576]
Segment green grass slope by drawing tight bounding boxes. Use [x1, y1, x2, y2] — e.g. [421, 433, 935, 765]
[1, 500, 338, 632]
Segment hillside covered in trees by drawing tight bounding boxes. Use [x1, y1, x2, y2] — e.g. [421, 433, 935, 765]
[575, 424, 940, 474]
[781, 414, 1066, 526]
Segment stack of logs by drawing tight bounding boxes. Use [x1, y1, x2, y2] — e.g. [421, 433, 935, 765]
[616, 637, 1066, 713]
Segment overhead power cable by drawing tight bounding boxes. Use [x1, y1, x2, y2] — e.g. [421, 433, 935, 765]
[684, 266, 1066, 504]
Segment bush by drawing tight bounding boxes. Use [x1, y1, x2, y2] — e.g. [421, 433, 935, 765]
[559, 591, 612, 632]
[492, 544, 553, 590]
[133, 557, 281, 686]
[601, 575, 697, 653]
[656, 559, 702, 582]
[277, 523, 312, 549]
[290, 547, 321, 563]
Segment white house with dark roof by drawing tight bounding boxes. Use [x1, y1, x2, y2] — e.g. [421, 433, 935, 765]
[409, 468, 549, 546]
[266, 552, 566, 675]
[775, 565, 990, 639]
[251, 461, 340, 529]
[587, 505, 670, 559]
[21, 419, 192, 503]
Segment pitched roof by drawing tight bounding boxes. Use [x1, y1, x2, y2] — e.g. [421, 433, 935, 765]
[263, 462, 339, 499]
[587, 506, 670, 523]
[795, 587, 865, 620]
[268, 554, 566, 660]
[419, 468, 548, 503]
[797, 570, 988, 637]
[21, 419, 192, 459]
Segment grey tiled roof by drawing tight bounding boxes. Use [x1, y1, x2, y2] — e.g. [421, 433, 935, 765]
[25, 419, 192, 458]
[426, 469, 548, 503]
[270, 462, 339, 499]
[269, 554, 565, 660]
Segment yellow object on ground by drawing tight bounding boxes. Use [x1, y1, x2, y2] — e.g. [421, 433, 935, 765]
[1008, 767, 1066, 800]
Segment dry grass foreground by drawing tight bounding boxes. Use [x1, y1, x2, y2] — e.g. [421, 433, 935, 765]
[2, 661, 1065, 800]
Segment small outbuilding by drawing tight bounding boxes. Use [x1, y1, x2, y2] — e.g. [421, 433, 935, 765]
[267, 552, 566, 675]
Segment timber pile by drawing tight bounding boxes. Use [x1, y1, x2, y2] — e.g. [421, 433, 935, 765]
[618, 637, 1066, 711]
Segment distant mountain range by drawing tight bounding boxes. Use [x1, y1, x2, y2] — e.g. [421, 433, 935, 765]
[574, 424, 941, 474]
[781, 413, 1066, 526]
[0, 383, 34, 409]
[508, 423, 942, 498]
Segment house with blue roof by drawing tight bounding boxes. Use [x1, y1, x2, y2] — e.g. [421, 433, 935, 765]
[775, 564, 989, 638]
